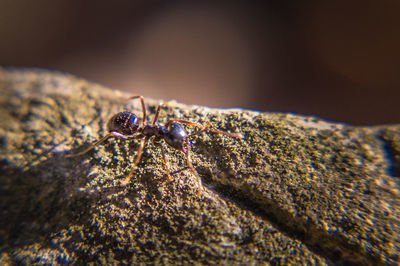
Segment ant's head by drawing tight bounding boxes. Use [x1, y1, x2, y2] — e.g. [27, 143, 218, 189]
[108, 112, 140, 135]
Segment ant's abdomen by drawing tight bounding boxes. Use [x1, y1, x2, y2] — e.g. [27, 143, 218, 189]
[107, 112, 139, 135]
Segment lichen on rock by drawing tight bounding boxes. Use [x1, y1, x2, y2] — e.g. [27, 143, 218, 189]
[0, 68, 399, 264]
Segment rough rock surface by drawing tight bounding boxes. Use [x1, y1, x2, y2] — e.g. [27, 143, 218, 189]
[0, 68, 399, 265]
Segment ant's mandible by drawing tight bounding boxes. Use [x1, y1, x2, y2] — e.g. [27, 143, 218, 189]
[68, 96, 243, 194]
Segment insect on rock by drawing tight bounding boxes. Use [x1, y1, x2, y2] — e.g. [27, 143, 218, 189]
[68, 96, 243, 194]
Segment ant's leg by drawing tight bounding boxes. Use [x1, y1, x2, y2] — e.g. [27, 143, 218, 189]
[122, 136, 149, 185]
[183, 140, 202, 194]
[165, 119, 201, 129]
[66, 133, 112, 157]
[166, 119, 243, 138]
[116, 133, 142, 140]
[156, 142, 173, 181]
[129, 95, 146, 127]
[187, 122, 213, 138]
[152, 103, 166, 126]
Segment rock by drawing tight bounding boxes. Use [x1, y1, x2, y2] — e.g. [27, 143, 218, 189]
[0, 68, 399, 265]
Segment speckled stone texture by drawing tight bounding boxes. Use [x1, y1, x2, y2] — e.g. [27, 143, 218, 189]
[0, 68, 399, 265]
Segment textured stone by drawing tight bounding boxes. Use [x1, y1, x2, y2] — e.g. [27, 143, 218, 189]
[0, 68, 399, 264]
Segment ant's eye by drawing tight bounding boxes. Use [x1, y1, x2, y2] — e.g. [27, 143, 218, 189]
[108, 112, 139, 135]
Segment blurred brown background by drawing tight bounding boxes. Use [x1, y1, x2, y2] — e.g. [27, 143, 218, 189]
[1, 0, 399, 125]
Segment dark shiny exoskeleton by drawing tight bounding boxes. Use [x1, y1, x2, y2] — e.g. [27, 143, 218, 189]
[109, 111, 189, 151]
[68, 96, 242, 194]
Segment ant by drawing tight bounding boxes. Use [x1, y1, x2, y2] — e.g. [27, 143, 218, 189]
[68, 96, 243, 194]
